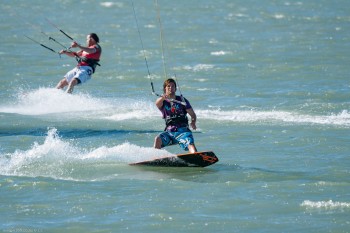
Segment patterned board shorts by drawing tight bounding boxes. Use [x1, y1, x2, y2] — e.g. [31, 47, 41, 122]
[158, 127, 194, 151]
[64, 66, 92, 84]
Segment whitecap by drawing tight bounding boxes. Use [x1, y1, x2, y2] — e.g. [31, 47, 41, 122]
[210, 51, 232, 56]
[100, 2, 123, 8]
[301, 200, 350, 209]
[183, 64, 215, 72]
[273, 14, 285, 19]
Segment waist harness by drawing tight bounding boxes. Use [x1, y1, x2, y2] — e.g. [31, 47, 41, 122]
[165, 113, 189, 128]
[76, 56, 101, 73]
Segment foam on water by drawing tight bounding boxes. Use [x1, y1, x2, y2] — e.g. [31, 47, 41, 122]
[100, 2, 123, 8]
[197, 109, 350, 127]
[182, 64, 215, 72]
[1, 88, 349, 127]
[0, 88, 158, 121]
[103, 101, 159, 121]
[0, 128, 174, 181]
[0, 88, 112, 115]
[211, 51, 232, 56]
[1, 0, 349, 231]
[301, 200, 350, 210]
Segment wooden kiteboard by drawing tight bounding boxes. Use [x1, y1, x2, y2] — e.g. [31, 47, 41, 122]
[130, 151, 219, 167]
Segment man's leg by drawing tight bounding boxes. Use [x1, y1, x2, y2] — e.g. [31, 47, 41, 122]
[56, 78, 68, 89]
[66, 78, 78, 94]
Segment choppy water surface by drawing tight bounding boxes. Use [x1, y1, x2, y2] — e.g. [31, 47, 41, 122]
[1, 1, 349, 232]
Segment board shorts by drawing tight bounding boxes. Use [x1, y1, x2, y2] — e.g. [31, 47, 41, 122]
[64, 66, 92, 84]
[158, 127, 194, 151]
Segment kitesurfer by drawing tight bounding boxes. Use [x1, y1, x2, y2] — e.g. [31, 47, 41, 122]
[56, 33, 101, 93]
[153, 78, 198, 153]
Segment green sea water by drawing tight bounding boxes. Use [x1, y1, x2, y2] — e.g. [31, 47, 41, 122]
[1, 0, 349, 232]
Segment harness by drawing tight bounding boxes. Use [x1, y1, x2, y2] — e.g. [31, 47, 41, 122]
[76, 56, 101, 73]
[164, 101, 189, 129]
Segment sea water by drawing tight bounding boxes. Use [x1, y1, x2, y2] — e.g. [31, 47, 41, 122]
[0, 0, 349, 232]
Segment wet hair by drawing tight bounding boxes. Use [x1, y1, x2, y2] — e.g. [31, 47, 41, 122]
[89, 33, 99, 43]
[163, 78, 177, 92]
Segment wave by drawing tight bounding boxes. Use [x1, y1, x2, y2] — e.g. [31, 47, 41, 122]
[0, 128, 174, 181]
[197, 109, 350, 127]
[210, 51, 232, 56]
[0, 88, 349, 127]
[182, 64, 215, 72]
[301, 200, 350, 210]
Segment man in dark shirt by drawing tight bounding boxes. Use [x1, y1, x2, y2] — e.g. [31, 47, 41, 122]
[153, 78, 197, 153]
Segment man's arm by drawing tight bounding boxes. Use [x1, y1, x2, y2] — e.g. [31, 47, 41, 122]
[59, 50, 82, 57]
[155, 95, 166, 110]
[186, 108, 197, 130]
[75, 44, 98, 53]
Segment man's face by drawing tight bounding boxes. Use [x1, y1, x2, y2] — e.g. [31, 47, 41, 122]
[164, 82, 176, 95]
[86, 35, 94, 46]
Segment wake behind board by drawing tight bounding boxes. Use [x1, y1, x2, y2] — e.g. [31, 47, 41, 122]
[130, 151, 219, 167]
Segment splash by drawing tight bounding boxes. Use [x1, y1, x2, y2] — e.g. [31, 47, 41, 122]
[0, 128, 78, 178]
[0, 88, 112, 115]
[0, 88, 158, 122]
[0, 128, 174, 181]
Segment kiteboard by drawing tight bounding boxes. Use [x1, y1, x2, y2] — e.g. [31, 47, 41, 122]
[130, 151, 219, 167]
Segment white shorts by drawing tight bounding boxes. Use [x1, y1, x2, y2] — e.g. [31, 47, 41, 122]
[64, 66, 92, 84]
